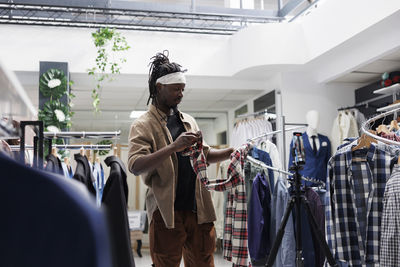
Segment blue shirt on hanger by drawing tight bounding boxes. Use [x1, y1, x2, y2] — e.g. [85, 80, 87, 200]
[250, 147, 275, 193]
[248, 172, 271, 264]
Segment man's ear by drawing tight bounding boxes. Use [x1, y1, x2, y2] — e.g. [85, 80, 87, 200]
[156, 83, 162, 93]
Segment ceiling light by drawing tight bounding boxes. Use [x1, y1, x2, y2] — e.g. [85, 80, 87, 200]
[129, 110, 146, 119]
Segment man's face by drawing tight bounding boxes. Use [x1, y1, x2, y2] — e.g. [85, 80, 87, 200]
[157, 83, 185, 108]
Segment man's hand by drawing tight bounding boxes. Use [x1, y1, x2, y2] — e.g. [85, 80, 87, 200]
[171, 132, 199, 152]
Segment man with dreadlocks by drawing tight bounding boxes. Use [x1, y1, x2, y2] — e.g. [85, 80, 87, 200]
[128, 51, 234, 267]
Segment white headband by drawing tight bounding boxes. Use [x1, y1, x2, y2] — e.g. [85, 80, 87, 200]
[156, 72, 186, 85]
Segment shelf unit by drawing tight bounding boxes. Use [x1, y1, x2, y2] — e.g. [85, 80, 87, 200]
[373, 83, 400, 95]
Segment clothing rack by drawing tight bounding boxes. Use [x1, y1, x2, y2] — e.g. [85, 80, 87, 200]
[247, 155, 325, 187]
[43, 131, 121, 139]
[236, 109, 276, 119]
[10, 144, 113, 152]
[247, 125, 307, 143]
[44, 131, 120, 158]
[337, 94, 387, 111]
[361, 105, 400, 146]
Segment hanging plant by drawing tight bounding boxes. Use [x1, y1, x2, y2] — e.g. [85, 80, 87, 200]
[39, 69, 68, 98]
[88, 27, 130, 113]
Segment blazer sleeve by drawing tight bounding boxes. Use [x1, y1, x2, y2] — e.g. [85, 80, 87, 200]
[127, 120, 153, 175]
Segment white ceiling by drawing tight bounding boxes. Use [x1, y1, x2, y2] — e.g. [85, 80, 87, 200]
[329, 48, 400, 84]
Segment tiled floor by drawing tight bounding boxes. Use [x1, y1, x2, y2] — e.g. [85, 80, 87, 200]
[133, 249, 233, 266]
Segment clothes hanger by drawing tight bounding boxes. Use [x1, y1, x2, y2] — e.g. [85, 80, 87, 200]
[113, 146, 118, 157]
[51, 146, 58, 157]
[389, 120, 399, 132]
[352, 130, 377, 152]
[80, 146, 85, 156]
[64, 157, 70, 167]
[376, 124, 390, 134]
[376, 115, 390, 134]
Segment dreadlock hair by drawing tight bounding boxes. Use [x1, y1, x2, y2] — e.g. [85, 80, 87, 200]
[147, 50, 183, 105]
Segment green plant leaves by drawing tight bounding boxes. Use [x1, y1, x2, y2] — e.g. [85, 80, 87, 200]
[88, 27, 130, 113]
[95, 139, 113, 156]
[39, 69, 67, 98]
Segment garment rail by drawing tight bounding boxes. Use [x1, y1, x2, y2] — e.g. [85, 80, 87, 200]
[247, 125, 307, 143]
[237, 109, 277, 120]
[43, 131, 121, 139]
[10, 144, 113, 151]
[337, 94, 387, 111]
[361, 105, 400, 146]
[44, 130, 120, 158]
[247, 155, 325, 187]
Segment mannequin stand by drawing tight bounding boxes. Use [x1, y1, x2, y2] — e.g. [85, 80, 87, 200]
[266, 163, 338, 267]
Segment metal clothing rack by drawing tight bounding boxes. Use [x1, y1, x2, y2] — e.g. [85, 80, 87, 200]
[237, 109, 277, 120]
[247, 155, 325, 187]
[44, 131, 121, 139]
[10, 144, 113, 152]
[44, 131, 121, 158]
[20, 121, 44, 169]
[361, 105, 400, 146]
[337, 94, 387, 111]
[247, 125, 307, 143]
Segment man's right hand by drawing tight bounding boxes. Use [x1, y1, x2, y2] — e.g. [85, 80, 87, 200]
[171, 132, 199, 152]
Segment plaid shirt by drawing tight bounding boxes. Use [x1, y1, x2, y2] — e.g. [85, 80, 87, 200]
[182, 136, 252, 266]
[326, 142, 397, 267]
[380, 165, 400, 266]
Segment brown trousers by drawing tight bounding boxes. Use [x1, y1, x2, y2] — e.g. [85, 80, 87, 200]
[150, 209, 216, 267]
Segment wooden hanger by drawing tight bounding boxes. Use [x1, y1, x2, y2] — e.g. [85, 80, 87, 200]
[51, 146, 57, 156]
[376, 124, 390, 134]
[63, 157, 70, 167]
[352, 130, 377, 152]
[80, 147, 85, 156]
[113, 146, 118, 156]
[389, 120, 399, 131]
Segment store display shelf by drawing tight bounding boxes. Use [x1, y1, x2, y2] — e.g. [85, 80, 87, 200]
[377, 102, 400, 112]
[373, 83, 400, 95]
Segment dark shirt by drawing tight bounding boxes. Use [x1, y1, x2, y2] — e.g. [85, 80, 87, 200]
[166, 110, 197, 211]
[248, 172, 271, 263]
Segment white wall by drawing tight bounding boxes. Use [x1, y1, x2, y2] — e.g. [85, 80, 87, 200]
[228, 74, 281, 146]
[280, 71, 356, 167]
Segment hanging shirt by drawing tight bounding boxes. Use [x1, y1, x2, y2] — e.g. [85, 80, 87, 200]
[61, 162, 74, 178]
[331, 111, 360, 153]
[288, 132, 331, 186]
[248, 172, 271, 263]
[271, 177, 296, 267]
[182, 141, 252, 266]
[258, 140, 283, 185]
[325, 142, 397, 267]
[45, 154, 64, 176]
[380, 165, 400, 266]
[250, 147, 275, 193]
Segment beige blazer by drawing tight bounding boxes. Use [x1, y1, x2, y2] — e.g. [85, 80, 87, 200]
[128, 104, 216, 229]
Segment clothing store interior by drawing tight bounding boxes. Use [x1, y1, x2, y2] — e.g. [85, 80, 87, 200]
[2, 0, 400, 267]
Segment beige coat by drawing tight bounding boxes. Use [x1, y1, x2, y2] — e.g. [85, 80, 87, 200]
[128, 104, 216, 229]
